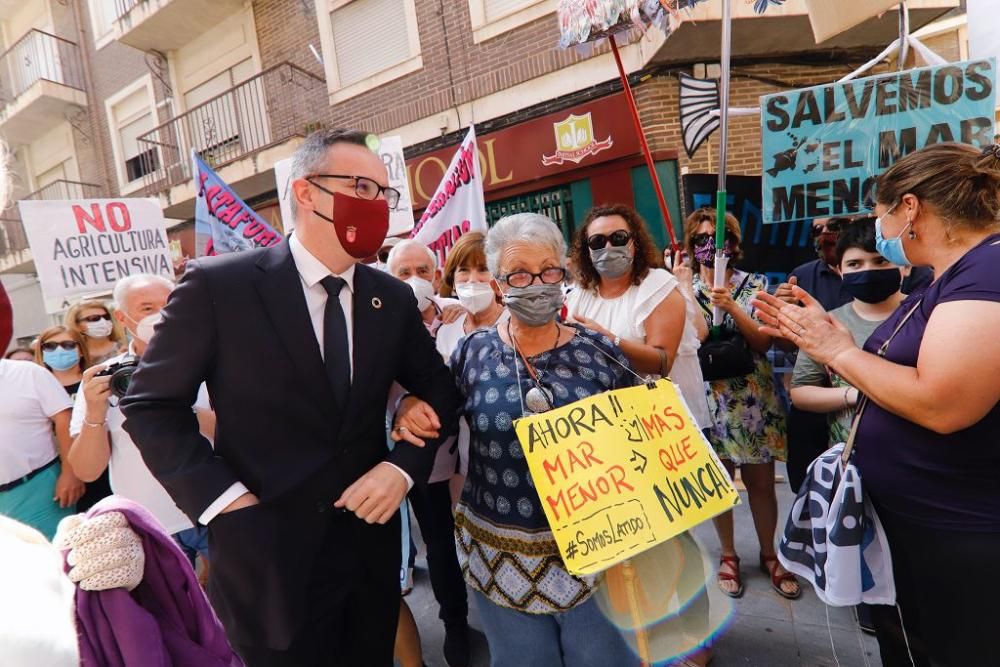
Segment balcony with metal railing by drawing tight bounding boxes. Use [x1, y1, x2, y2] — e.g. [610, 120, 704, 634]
[113, 0, 244, 52]
[136, 62, 326, 207]
[0, 29, 88, 145]
[0, 180, 103, 273]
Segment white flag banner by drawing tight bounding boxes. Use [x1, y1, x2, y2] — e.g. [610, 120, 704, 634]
[274, 157, 295, 234]
[969, 0, 1000, 71]
[379, 135, 415, 237]
[19, 198, 172, 303]
[410, 126, 487, 264]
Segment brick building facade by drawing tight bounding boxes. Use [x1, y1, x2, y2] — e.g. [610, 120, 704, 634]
[0, 0, 965, 340]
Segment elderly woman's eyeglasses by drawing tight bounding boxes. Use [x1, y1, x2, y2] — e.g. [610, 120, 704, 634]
[586, 230, 632, 251]
[501, 267, 567, 288]
[308, 175, 401, 210]
[78, 313, 111, 323]
[41, 341, 79, 352]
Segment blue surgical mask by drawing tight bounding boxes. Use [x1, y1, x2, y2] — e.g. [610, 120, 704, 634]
[43, 347, 80, 371]
[875, 205, 912, 267]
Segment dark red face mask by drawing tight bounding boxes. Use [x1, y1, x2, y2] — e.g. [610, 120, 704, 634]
[312, 191, 389, 260]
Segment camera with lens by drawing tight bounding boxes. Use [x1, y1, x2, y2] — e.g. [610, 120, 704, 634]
[96, 356, 140, 399]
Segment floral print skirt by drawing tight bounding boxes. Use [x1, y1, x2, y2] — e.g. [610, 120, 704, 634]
[705, 354, 787, 465]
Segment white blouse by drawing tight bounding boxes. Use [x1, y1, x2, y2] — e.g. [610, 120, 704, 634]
[565, 268, 712, 429]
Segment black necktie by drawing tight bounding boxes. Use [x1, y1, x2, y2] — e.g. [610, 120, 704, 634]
[319, 275, 350, 407]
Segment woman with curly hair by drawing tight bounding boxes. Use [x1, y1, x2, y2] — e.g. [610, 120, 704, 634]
[565, 204, 710, 423]
[685, 207, 797, 601]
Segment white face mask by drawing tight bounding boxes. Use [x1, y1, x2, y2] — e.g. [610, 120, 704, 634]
[129, 312, 163, 344]
[404, 276, 435, 312]
[83, 319, 113, 339]
[455, 282, 494, 315]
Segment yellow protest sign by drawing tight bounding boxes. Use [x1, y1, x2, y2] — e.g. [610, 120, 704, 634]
[513, 379, 740, 576]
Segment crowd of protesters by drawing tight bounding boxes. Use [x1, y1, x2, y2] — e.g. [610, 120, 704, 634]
[1, 133, 998, 667]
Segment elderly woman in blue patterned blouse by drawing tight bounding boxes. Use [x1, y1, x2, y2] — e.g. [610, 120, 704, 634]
[394, 213, 640, 667]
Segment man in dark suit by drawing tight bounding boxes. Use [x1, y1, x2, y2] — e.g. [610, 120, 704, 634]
[121, 129, 461, 666]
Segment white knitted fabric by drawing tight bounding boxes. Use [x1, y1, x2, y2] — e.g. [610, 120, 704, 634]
[55, 511, 145, 592]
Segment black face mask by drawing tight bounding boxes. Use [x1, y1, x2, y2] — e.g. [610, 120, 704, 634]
[840, 268, 902, 304]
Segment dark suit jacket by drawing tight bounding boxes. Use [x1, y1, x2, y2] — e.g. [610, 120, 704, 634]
[120, 240, 460, 649]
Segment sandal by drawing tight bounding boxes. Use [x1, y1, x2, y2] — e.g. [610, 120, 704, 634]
[717, 554, 744, 598]
[760, 553, 801, 600]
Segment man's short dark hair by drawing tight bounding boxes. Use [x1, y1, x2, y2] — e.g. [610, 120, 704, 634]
[288, 128, 372, 214]
[834, 217, 877, 266]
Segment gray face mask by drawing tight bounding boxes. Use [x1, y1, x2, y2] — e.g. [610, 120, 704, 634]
[590, 246, 633, 279]
[503, 283, 565, 327]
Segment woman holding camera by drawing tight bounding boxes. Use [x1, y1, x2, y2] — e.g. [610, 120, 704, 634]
[685, 208, 797, 601]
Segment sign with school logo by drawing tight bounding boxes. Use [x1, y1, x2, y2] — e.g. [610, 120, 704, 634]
[761, 58, 997, 224]
[542, 112, 614, 166]
[513, 379, 740, 576]
[19, 198, 172, 302]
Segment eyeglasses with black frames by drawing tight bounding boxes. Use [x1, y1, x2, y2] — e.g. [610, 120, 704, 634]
[308, 175, 401, 210]
[500, 267, 567, 288]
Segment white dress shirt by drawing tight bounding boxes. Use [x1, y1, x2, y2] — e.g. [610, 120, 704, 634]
[200, 235, 410, 524]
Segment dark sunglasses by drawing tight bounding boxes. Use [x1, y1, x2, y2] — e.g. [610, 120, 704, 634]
[586, 230, 632, 251]
[690, 233, 737, 247]
[41, 341, 78, 352]
[811, 218, 849, 237]
[78, 313, 111, 323]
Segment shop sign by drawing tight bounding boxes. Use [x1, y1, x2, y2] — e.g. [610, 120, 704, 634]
[407, 93, 640, 209]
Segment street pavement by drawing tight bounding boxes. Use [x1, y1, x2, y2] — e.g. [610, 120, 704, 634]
[406, 463, 882, 667]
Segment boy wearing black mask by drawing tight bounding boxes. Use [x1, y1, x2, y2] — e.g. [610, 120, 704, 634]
[789, 218, 905, 445]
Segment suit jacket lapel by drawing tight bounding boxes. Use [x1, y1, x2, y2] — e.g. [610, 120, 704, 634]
[342, 265, 382, 427]
[253, 243, 339, 416]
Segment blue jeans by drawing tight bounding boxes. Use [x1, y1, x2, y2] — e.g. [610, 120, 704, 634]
[173, 524, 210, 567]
[473, 590, 640, 667]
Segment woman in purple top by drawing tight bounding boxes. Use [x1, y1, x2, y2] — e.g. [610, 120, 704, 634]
[755, 143, 1000, 667]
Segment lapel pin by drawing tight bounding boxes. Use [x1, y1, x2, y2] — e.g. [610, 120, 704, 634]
[372, 297, 383, 309]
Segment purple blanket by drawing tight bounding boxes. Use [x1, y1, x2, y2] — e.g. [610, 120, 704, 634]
[68, 497, 243, 667]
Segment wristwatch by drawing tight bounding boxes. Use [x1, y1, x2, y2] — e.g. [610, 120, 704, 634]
[613, 335, 621, 347]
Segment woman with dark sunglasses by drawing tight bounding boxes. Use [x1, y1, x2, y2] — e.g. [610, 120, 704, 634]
[64, 300, 126, 365]
[34, 326, 92, 399]
[566, 205, 711, 426]
[685, 208, 798, 602]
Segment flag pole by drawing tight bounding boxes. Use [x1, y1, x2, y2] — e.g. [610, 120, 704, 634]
[712, 0, 733, 329]
[609, 34, 679, 250]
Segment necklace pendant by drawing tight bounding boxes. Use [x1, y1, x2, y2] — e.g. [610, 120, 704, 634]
[525, 385, 554, 413]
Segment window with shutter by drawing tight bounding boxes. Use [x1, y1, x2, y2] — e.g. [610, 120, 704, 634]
[330, 0, 412, 87]
[120, 112, 158, 183]
[106, 78, 160, 191]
